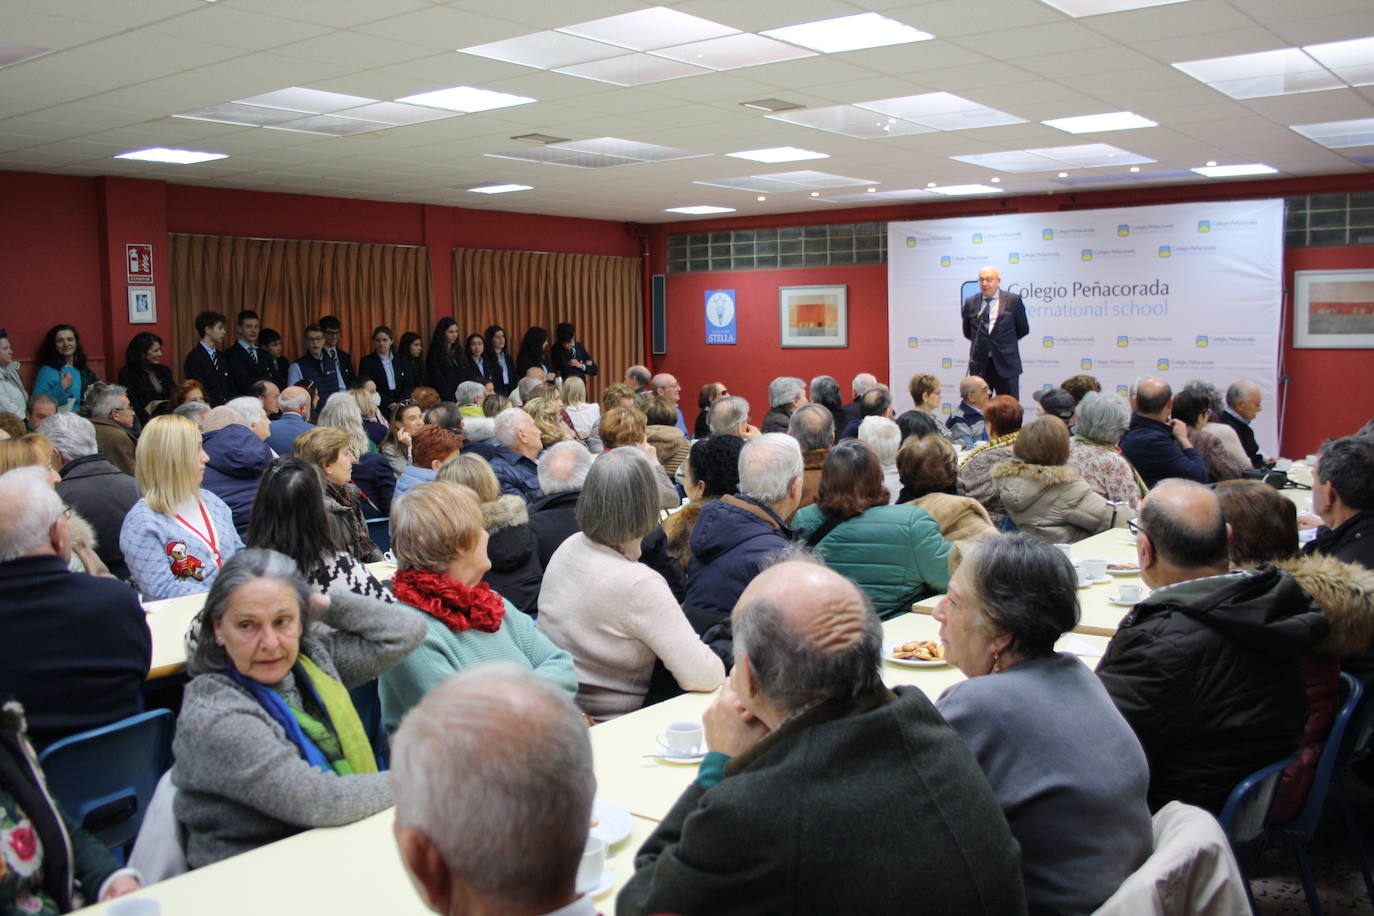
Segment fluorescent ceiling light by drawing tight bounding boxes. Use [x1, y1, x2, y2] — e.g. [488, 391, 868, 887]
[951, 150, 1068, 172]
[265, 115, 394, 136]
[236, 87, 374, 113]
[1173, 48, 1342, 99]
[115, 147, 228, 164]
[927, 184, 1005, 196]
[487, 137, 707, 169]
[652, 33, 815, 70]
[0, 42, 51, 68]
[665, 205, 736, 215]
[558, 6, 738, 52]
[767, 105, 936, 139]
[1190, 163, 1278, 177]
[726, 147, 829, 163]
[951, 143, 1153, 172]
[857, 92, 1026, 131]
[174, 101, 308, 127]
[468, 184, 533, 194]
[1290, 117, 1374, 149]
[1035, 0, 1193, 17]
[339, 102, 459, 126]
[554, 53, 710, 86]
[762, 12, 933, 54]
[694, 171, 875, 193]
[458, 31, 623, 69]
[1303, 36, 1374, 87]
[397, 86, 535, 113]
[1042, 111, 1157, 133]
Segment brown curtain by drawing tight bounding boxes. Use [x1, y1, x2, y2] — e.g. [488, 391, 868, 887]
[453, 247, 642, 404]
[169, 234, 434, 372]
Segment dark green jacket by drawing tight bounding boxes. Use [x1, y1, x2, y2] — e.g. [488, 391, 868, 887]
[792, 503, 952, 618]
[617, 688, 1027, 916]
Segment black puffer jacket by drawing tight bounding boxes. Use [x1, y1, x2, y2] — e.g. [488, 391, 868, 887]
[482, 495, 543, 619]
[1096, 565, 1328, 813]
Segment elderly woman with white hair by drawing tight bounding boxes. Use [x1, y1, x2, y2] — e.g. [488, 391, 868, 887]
[379, 481, 576, 732]
[317, 392, 397, 517]
[1067, 391, 1145, 510]
[171, 549, 426, 867]
[537, 447, 724, 719]
[761, 376, 805, 434]
[456, 380, 487, 418]
[859, 415, 903, 503]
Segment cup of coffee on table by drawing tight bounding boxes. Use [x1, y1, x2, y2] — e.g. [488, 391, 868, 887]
[1082, 558, 1108, 580]
[1117, 583, 1143, 603]
[659, 721, 704, 756]
[576, 836, 606, 893]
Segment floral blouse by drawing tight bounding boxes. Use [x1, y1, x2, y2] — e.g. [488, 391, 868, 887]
[1, 787, 58, 916]
[1069, 437, 1144, 510]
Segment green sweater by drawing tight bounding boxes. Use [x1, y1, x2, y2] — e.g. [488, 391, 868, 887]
[379, 599, 578, 733]
[792, 502, 952, 618]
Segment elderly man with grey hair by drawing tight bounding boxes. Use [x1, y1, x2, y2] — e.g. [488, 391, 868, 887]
[619, 557, 1025, 916]
[808, 374, 847, 441]
[527, 441, 595, 567]
[391, 665, 596, 916]
[859, 415, 903, 503]
[788, 403, 833, 509]
[0, 466, 151, 751]
[173, 399, 212, 429]
[1067, 391, 1143, 510]
[684, 433, 802, 632]
[761, 376, 806, 434]
[490, 407, 543, 502]
[42, 412, 141, 579]
[87, 383, 138, 476]
[650, 372, 689, 436]
[1218, 378, 1267, 469]
[706, 395, 758, 439]
[842, 371, 879, 428]
[265, 384, 314, 455]
[225, 395, 271, 442]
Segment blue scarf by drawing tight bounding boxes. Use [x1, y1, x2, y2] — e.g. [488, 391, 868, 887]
[227, 664, 335, 774]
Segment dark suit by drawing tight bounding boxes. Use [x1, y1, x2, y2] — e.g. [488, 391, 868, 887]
[1217, 410, 1264, 468]
[183, 342, 233, 406]
[427, 349, 462, 401]
[225, 340, 273, 396]
[358, 352, 415, 411]
[553, 340, 598, 380]
[961, 289, 1029, 399]
[485, 351, 517, 396]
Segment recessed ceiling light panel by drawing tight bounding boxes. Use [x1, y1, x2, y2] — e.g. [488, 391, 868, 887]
[1173, 48, 1342, 99]
[115, 147, 228, 164]
[665, 205, 736, 214]
[341, 102, 460, 125]
[1291, 117, 1374, 149]
[694, 170, 875, 193]
[396, 86, 535, 113]
[554, 53, 711, 86]
[725, 146, 829, 163]
[762, 12, 933, 54]
[1042, 111, 1157, 133]
[766, 104, 937, 139]
[927, 184, 1005, 196]
[266, 115, 394, 136]
[174, 102, 306, 127]
[652, 33, 816, 70]
[856, 92, 1026, 130]
[459, 30, 623, 69]
[236, 87, 375, 114]
[950, 150, 1065, 172]
[1303, 36, 1374, 87]
[1030, 143, 1155, 167]
[1035, 0, 1193, 17]
[1190, 163, 1278, 177]
[740, 98, 805, 112]
[558, 7, 739, 52]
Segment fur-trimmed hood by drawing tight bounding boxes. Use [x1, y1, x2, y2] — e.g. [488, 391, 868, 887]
[65, 508, 98, 553]
[482, 493, 529, 533]
[1275, 553, 1374, 658]
[990, 460, 1081, 486]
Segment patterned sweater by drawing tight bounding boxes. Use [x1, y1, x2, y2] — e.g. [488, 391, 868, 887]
[119, 492, 243, 600]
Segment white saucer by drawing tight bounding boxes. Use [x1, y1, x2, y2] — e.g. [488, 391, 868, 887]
[1108, 594, 1142, 607]
[653, 736, 707, 764]
[1106, 566, 1140, 577]
[590, 800, 632, 847]
[580, 866, 616, 898]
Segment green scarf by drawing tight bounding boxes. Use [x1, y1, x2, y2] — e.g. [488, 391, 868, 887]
[292, 655, 379, 776]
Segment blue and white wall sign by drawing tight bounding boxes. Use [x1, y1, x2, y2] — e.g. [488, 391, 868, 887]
[705, 289, 737, 344]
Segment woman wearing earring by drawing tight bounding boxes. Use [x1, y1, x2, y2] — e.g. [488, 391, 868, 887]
[933, 535, 1152, 916]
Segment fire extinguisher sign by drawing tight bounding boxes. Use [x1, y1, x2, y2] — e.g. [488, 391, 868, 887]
[126, 244, 153, 285]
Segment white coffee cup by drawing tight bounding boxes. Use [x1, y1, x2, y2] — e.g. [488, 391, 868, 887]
[1117, 583, 1143, 602]
[1274, 458, 1292, 472]
[576, 836, 606, 894]
[659, 721, 703, 756]
[1055, 543, 1074, 561]
[1082, 558, 1108, 580]
[1076, 566, 1094, 586]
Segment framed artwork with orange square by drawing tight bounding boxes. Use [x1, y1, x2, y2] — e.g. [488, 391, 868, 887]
[779, 285, 847, 348]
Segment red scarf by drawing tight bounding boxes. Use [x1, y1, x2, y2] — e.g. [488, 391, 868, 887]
[391, 568, 506, 634]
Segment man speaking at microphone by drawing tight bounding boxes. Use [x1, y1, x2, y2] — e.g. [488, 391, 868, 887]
[962, 265, 1029, 400]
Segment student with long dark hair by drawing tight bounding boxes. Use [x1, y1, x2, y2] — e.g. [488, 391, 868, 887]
[483, 324, 516, 396]
[397, 331, 425, 389]
[458, 333, 490, 387]
[426, 318, 462, 401]
[358, 325, 415, 411]
[117, 331, 175, 424]
[34, 324, 99, 412]
[515, 326, 553, 380]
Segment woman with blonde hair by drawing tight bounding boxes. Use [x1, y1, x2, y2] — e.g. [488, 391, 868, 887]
[119, 414, 242, 598]
[436, 452, 543, 618]
[0, 433, 110, 577]
[348, 383, 388, 445]
[523, 395, 574, 451]
[317, 393, 396, 517]
[294, 426, 383, 563]
[561, 375, 602, 452]
[378, 481, 575, 731]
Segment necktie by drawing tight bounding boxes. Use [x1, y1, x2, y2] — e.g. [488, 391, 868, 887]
[985, 298, 996, 331]
[249, 346, 258, 366]
[210, 348, 220, 371]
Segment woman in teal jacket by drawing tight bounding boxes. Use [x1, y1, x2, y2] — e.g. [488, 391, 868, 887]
[793, 440, 952, 618]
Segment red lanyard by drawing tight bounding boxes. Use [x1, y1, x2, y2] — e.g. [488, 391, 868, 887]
[174, 500, 222, 568]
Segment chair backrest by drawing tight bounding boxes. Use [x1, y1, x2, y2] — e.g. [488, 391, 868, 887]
[1218, 751, 1300, 863]
[365, 517, 390, 551]
[37, 708, 175, 852]
[1283, 672, 1364, 838]
[1094, 801, 1251, 915]
[1343, 673, 1374, 763]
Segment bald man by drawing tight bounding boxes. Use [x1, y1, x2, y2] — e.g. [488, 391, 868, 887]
[1095, 480, 1326, 813]
[962, 266, 1029, 399]
[1218, 378, 1267, 468]
[619, 557, 1025, 916]
[1117, 377, 1208, 488]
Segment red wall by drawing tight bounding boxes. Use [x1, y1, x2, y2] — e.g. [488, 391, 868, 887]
[648, 173, 1374, 459]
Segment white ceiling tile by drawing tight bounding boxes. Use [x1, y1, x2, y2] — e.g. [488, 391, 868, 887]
[143, 7, 334, 52]
[1130, 30, 1287, 63]
[270, 31, 440, 69]
[1016, 46, 1159, 78]
[1080, 1, 1255, 43]
[3, 0, 198, 29]
[881, 0, 1063, 38]
[226, 0, 433, 29]
[350, 7, 521, 49]
[0, 9, 123, 48]
[1266, 12, 1374, 47]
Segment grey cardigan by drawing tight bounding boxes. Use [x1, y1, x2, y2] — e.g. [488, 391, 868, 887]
[171, 590, 426, 867]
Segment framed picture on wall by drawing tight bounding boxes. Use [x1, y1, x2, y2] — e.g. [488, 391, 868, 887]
[1293, 269, 1374, 348]
[128, 286, 157, 324]
[780, 285, 847, 347]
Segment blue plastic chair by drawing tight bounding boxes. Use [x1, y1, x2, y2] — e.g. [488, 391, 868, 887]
[1268, 672, 1369, 915]
[348, 679, 389, 768]
[38, 709, 175, 856]
[365, 517, 390, 552]
[1332, 673, 1374, 908]
[1218, 750, 1301, 913]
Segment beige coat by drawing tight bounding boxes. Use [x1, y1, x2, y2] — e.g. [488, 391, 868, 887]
[906, 491, 998, 572]
[992, 460, 1116, 543]
[646, 424, 692, 478]
[798, 448, 828, 510]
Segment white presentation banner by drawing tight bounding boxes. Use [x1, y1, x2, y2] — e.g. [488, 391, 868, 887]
[887, 199, 1284, 458]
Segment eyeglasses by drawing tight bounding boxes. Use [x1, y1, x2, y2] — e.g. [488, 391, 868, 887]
[1127, 517, 1144, 538]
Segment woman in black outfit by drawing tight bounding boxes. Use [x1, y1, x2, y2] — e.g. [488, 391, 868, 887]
[458, 333, 490, 386]
[483, 324, 517, 396]
[515, 326, 553, 379]
[426, 318, 462, 402]
[397, 331, 426, 389]
[116, 331, 176, 425]
[357, 324, 415, 411]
